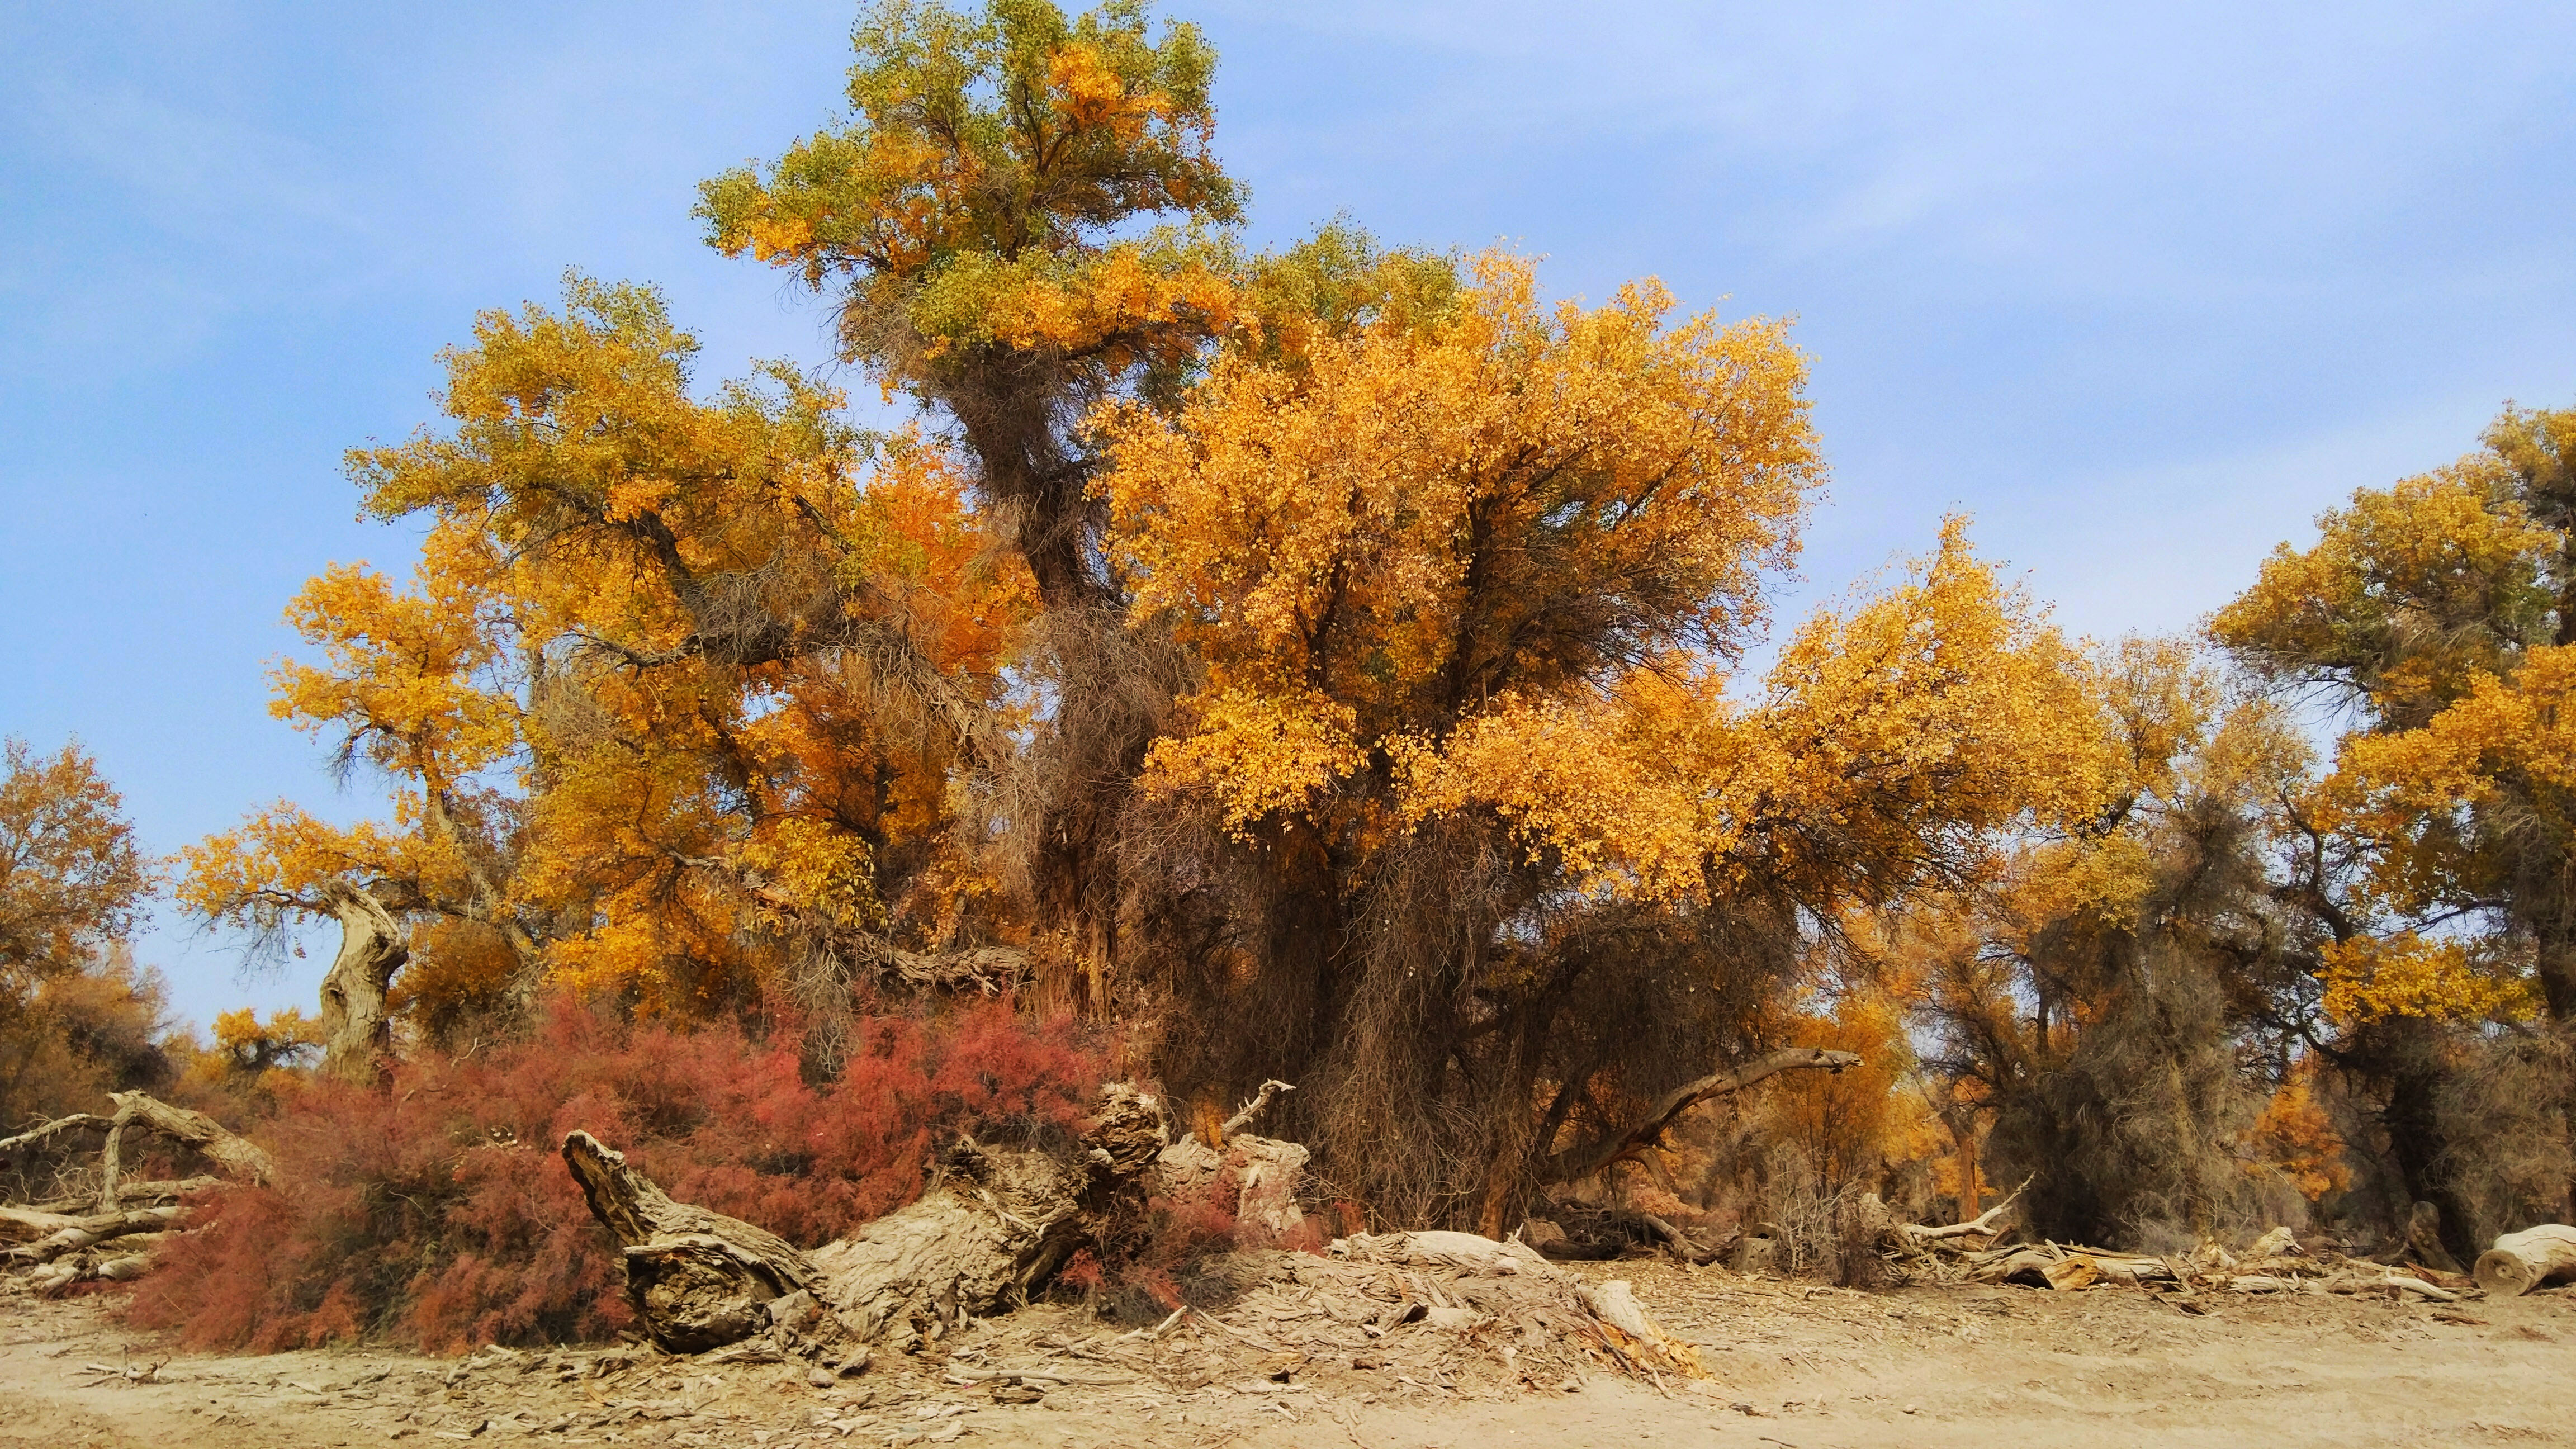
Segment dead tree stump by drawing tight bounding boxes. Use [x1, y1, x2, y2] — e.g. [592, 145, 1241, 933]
[808, 1084, 1167, 1348]
[2400, 1200, 2466, 1275]
[560, 1131, 821, 1353]
[565, 1084, 1170, 1355]
[2473, 1224, 2576, 1298]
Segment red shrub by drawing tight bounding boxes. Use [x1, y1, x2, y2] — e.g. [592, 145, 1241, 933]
[130, 998, 1111, 1353]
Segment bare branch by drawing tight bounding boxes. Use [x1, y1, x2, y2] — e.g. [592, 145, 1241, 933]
[1221, 1080, 1295, 1138]
[1545, 1046, 1862, 1183]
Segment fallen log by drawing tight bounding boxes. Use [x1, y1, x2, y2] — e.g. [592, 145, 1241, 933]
[99, 1092, 273, 1201]
[1969, 1242, 2179, 1289]
[2473, 1224, 2576, 1298]
[1322, 1230, 1706, 1378]
[3, 1206, 188, 1263]
[808, 1083, 1166, 1348]
[560, 1130, 822, 1354]
[1902, 1176, 2032, 1248]
[0, 1114, 117, 1157]
[564, 1083, 1171, 1355]
[27, 1177, 217, 1215]
[4, 1092, 270, 1212]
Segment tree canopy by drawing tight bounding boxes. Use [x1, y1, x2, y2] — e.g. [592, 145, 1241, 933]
[150, 0, 2576, 1252]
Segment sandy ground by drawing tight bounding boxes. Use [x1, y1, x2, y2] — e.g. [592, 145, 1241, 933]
[4, 1262, 2572, 1448]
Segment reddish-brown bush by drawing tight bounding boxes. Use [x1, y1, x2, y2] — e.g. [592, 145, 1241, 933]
[129, 998, 1111, 1353]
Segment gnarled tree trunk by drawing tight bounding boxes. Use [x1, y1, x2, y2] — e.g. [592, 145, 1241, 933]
[808, 1083, 1166, 1348]
[561, 1131, 821, 1353]
[318, 883, 408, 1085]
[565, 1084, 1169, 1355]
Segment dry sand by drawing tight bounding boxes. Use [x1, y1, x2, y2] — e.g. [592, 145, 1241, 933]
[4, 1259, 2570, 1448]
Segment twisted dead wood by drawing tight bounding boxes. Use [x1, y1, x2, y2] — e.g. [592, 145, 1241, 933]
[1544, 1047, 1862, 1182]
[560, 1130, 821, 1354]
[564, 1083, 1172, 1355]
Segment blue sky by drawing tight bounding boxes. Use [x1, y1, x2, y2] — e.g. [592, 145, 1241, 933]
[4, 1, 2570, 1030]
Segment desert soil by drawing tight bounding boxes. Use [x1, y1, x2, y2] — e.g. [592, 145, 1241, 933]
[4, 1261, 2571, 1449]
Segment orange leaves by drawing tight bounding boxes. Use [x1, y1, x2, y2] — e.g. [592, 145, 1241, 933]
[1401, 527, 2109, 908]
[1100, 252, 2101, 920]
[1045, 41, 1161, 135]
[0, 739, 155, 992]
[1736, 521, 2111, 902]
[186, 272, 1038, 1022]
[269, 534, 516, 791]
[2209, 460, 2552, 718]
[178, 804, 452, 925]
[2246, 1066, 2351, 1202]
[697, 1, 1241, 396]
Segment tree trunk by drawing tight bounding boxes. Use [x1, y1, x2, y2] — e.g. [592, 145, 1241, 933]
[561, 1131, 822, 1353]
[318, 883, 408, 1086]
[2400, 1200, 2466, 1275]
[2366, 1020, 2481, 1267]
[2473, 1224, 2576, 1297]
[564, 1084, 1169, 1355]
[808, 1083, 1166, 1348]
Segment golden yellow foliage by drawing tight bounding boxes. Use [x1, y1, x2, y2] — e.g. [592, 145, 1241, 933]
[182, 278, 1034, 1021]
[698, 0, 1241, 404]
[0, 739, 157, 999]
[2316, 931, 2539, 1025]
[2210, 461, 2552, 723]
[2245, 1064, 2352, 1202]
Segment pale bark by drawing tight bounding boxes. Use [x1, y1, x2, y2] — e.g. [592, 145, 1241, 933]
[1220, 1079, 1295, 1138]
[98, 1091, 274, 1203]
[809, 1084, 1166, 1347]
[1887, 1176, 2031, 1251]
[2, 1205, 187, 1264]
[2473, 1224, 2576, 1297]
[317, 883, 408, 1086]
[1156, 1128, 1309, 1238]
[1325, 1231, 1706, 1377]
[0, 1114, 116, 1157]
[560, 1130, 821, 1354]
[565, 1083, 1170, 1355]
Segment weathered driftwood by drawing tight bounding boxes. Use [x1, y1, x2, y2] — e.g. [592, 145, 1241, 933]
[1, 1091, 273, 1295]
[809, 1084, 1166, 1348]
[1220, 1079, 1295, 1137]
[2473, 1224, 2576, 1298]
[1324, 1230, 1706, 1379]
[99, 1091, 274, 1201]
[560, 1130, 822, 1353]
[0, 1114, 117, 1158]
[2, 1205, 187, 1264]
[565, 1083, 1171, 1356]
[4, 1092, 271, 1205]
[1154, 1078, 1309, 1238]
[1894, 1176, 2032, 1251]
[1967, 1242, 2180, 1290]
